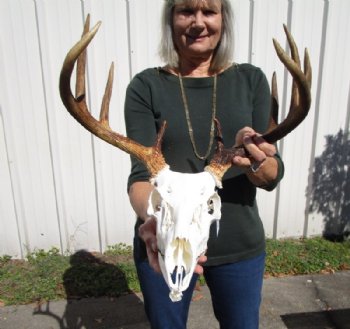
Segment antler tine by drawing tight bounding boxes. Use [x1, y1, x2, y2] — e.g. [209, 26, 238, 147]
[75, 15, 90, 100]
[267, 72, 279, 132]
[205, 25, 312, 186]
[59, 15, 167, 177]
[204, 119, 246, 188]
[262, 24, 312, 143]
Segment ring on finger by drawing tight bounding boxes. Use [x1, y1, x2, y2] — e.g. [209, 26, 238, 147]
[250, 159, 265, 173]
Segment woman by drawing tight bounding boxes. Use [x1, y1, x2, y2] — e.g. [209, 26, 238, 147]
[125, 0, 284, 328]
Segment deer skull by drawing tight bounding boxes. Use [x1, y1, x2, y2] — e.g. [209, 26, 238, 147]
[147, 167, 221, 301]
[59, 16, 311, 302]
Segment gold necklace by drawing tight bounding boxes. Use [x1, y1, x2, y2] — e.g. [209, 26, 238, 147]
[178, 73, 217, 160]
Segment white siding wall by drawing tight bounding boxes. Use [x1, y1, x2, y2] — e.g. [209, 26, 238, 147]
[1, 0, 349, 258]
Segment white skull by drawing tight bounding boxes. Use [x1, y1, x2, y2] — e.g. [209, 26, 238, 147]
[147, 167, 221, 302]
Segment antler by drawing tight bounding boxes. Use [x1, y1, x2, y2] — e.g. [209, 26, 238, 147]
[264, 24, 312, 142]
[205, 25, 312, 185]
[59, 15, 167, 177]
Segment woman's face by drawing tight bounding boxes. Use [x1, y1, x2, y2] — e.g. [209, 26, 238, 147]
[172, 0, 223, 62]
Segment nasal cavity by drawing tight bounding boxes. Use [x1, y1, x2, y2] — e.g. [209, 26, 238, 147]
[171, 238, 193, 274]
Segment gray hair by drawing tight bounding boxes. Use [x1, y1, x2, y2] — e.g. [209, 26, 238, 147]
[159, 0, 234, 71]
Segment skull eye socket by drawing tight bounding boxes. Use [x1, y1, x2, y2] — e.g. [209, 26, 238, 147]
[149, 189, 163, 214]
[207, 193, 221, 217]
[208, 199, 214, 215]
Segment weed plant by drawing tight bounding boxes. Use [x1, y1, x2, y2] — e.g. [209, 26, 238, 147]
[0, 238, 349, 305]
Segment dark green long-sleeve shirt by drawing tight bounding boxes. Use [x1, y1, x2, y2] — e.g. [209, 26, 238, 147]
[125, 64, 284, 266]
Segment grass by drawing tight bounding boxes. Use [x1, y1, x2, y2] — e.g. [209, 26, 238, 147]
[265, 237, 350, 276]
[0, 244, 138, 306]
[0, 238, 349, 306]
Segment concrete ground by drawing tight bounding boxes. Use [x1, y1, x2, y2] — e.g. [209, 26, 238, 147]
[0, 271, 349, 329]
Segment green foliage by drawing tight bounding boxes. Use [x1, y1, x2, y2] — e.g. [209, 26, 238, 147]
[1, 238, 349, 306]
[265, 237, 350, 276]
[0, 248, 70, 305]
[104, 243, 133, 256]
[0, 255, 12, 264]
[0, 247, 137, 305]
[117, 263, 140, 292]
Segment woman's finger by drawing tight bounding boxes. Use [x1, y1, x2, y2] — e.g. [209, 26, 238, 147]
[139, 218, 161, 273]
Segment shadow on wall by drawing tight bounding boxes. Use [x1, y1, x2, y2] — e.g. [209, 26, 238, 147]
[309, 129, 350, 241]
[33, 250, 147, 328]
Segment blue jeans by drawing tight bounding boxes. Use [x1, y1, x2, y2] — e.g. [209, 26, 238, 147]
[204, 253, 265, 329]
[134, 237, 265, 329]
[135, 257, 199, 329]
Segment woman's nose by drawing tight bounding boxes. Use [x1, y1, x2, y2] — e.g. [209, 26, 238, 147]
[191, 11, 205, 28]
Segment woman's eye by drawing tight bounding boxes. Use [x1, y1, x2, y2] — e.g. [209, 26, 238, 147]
[178, 8, 193, 15]
[203, 10, 216, 16]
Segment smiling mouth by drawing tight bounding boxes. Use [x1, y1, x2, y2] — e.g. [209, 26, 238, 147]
[187, 34, 208, 41]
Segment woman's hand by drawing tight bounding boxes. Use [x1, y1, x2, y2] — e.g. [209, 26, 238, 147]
[138, 216, 207, 274]
[233, 127, 278, 186]
[138, 217, 161, 273]
[195, 254, 207, 275]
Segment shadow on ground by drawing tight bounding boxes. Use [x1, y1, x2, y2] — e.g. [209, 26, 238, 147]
[281, 308, 350, 329]
[33, 250, 148, 328]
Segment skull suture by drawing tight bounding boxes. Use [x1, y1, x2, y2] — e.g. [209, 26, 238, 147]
[147, 167, 221, 302]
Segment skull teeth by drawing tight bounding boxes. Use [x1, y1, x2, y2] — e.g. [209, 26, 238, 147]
[173, 266, 185, 287]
